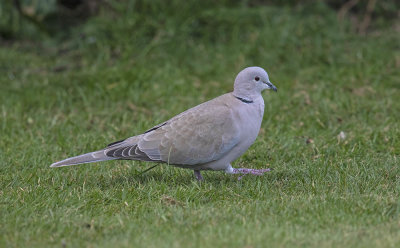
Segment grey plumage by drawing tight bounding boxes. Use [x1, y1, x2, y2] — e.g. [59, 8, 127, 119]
[50, 66, 277, 180]
[50, 150, 115, 167]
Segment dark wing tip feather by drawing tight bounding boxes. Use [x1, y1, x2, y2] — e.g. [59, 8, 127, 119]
[106, 145, 156, 162]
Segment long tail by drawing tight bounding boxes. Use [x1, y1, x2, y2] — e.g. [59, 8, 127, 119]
[50, 150, 116, 168]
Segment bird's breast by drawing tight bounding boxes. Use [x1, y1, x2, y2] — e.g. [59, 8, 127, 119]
[233, 99, 265, 152]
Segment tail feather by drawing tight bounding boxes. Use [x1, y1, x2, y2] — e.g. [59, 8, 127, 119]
[50, 150, 116, 168]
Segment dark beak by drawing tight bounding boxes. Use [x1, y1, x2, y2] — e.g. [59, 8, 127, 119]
[265, 81, 278, 92]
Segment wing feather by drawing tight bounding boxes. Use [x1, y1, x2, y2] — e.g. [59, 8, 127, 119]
[105, 94, 240, 166]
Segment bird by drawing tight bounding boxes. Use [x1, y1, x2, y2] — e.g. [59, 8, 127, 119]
[50, 66, 277, 181]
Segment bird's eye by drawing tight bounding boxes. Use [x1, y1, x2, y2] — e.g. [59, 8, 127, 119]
[255, 76, 260, 81]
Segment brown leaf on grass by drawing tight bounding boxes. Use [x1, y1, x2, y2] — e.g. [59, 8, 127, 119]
[161, 195, 184, 207]
[352, 86, 375, 96]
[312, 154, 321, 160]
[306, 138, 314, 144]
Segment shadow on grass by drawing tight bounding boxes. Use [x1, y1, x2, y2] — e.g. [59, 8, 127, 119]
[93, 166, 298, 190]
[106, 170, 238, 186]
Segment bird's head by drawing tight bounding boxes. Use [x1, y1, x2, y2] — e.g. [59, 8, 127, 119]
[233, 66, 277, 101]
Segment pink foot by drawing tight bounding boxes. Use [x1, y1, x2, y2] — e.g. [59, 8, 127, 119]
[232, 168, 271, 180]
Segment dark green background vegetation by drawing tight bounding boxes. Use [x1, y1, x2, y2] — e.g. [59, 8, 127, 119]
[1, 0, 399, 247]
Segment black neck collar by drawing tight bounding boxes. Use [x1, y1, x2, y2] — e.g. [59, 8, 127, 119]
[235, 96, 253, 103]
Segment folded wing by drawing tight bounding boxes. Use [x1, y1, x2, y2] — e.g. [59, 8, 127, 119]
[106, 95, 240, 166]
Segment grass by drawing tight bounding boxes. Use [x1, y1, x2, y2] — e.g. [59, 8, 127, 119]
[1, 1, 400, 247]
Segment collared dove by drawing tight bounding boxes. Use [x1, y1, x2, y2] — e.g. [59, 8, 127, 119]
[51, 66, 277, 180]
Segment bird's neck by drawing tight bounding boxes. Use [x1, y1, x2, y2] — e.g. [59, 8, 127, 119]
[233, 89, 261, 103]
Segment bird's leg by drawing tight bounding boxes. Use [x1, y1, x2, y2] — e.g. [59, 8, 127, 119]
[194, 170, 203, 181]
[225, 164, 271, 180]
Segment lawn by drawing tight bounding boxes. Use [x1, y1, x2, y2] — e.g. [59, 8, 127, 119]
[0, 1, 399, 247]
